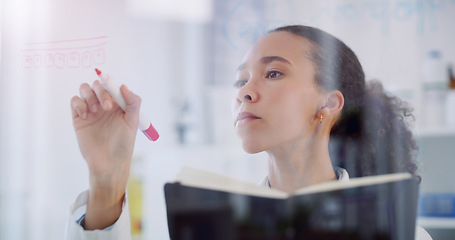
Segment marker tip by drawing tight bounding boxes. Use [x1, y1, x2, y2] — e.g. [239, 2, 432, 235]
[95, 68, 102, 76]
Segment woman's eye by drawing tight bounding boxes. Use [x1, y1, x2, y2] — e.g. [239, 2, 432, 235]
[233, 80, 247, 88]
[265, 70, 283, 79]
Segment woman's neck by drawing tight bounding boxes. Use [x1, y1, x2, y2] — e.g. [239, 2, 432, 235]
[266, 137, 336, 193]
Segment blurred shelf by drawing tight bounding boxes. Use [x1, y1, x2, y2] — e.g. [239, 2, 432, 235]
[418, 217, 455, 229]
[414, 127, 455, 138]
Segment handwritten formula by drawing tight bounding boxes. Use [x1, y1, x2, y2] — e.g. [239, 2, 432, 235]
[222, 0, 455, 49]
[21, 36, 107, 69]
[309, 0, 455, 34]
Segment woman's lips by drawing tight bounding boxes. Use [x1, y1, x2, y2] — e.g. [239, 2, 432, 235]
[236, 112, 261, 127]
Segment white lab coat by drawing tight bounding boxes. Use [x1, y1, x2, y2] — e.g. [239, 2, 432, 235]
[64, 190, 132, 240]
[64, 169, 432, 240]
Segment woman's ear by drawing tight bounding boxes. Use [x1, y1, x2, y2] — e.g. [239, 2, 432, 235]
[320, 90, 344, 117]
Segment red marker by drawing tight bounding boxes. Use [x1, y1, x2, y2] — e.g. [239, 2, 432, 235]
[95, 68, 159, 141]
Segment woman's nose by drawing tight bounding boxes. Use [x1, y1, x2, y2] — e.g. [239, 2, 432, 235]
[237, 82, 259, 104]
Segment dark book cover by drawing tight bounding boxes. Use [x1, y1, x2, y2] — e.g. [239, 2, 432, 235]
[165, 175, 419, 240]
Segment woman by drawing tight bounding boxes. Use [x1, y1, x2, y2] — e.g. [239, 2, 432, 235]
[65, 25, 430, 239]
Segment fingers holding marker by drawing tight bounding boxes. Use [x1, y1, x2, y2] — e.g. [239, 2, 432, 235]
[71, 95, 88, 119]
[95, 69, 159, 141]
[79, 82, 100, 113]
[72, 80, 115, 120]
[72, 82, 99, 119]
[120, 84, 142, 127]
[92, 80, 114, 111]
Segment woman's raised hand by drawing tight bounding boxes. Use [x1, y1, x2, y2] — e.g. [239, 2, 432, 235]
[70, 80, 141, 229]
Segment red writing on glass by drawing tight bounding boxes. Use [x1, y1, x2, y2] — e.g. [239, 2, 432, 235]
[21, 36, 107, 69]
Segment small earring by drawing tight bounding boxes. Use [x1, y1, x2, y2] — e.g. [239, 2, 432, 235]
[320, 114, 323, 123]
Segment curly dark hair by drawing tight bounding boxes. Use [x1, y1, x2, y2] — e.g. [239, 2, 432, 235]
[270, 25, 419, 178]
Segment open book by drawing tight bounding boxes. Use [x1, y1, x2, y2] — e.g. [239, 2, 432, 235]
[164, 167, 419, 240]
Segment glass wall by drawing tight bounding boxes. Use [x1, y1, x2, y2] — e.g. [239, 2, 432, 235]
[1, 0, 454, 239]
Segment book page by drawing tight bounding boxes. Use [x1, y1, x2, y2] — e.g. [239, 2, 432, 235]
[294, 172, 412, 195]
[174, 167, 412, 199]
[173, 167, 288, 199]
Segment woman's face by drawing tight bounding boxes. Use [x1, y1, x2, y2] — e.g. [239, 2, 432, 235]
[232, 31, 325, 153]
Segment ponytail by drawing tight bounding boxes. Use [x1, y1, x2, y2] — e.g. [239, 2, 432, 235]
[330, 80, 418, 177]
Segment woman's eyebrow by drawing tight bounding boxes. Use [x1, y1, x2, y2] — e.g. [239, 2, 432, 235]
[237, 56, 292, 72]
[260, 56, 292, 65]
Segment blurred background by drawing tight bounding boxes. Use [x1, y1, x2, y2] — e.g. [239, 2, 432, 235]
[1, 0, 454, 239]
